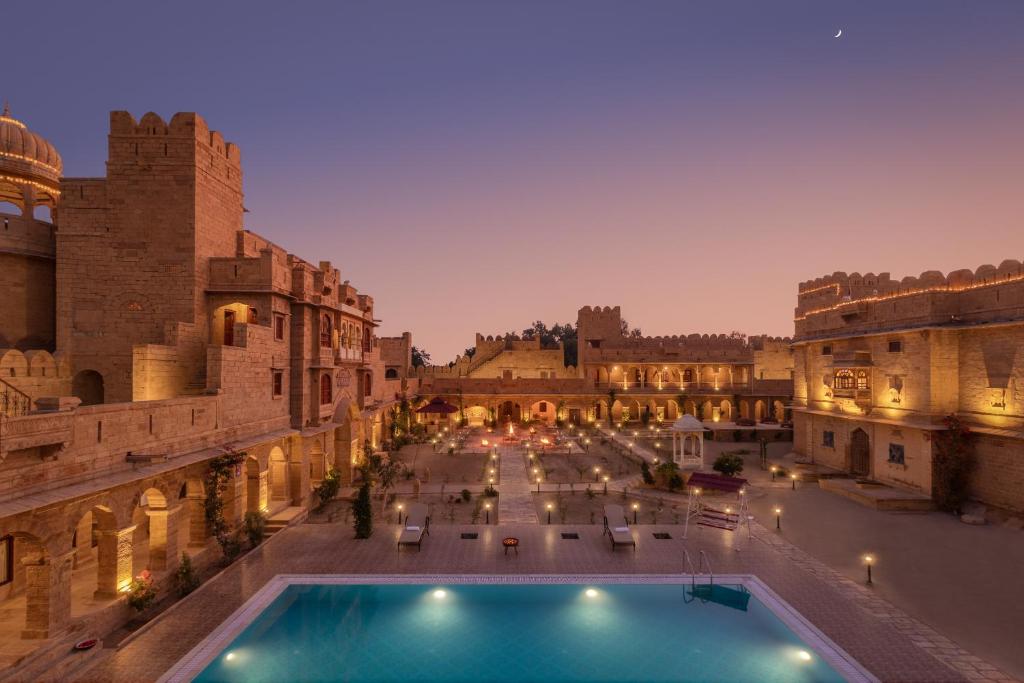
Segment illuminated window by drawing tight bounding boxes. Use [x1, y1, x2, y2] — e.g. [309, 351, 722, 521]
[320, 373, 332, 405]
[683, 369, 694, 383]
[835, 369, 854, 389]
[320, 315, 332, 348]
[856, 371, 868, 390]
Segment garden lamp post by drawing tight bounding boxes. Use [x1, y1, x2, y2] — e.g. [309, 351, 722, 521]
[484, 502, 491, 524]
[546, 503, 553, 524]
[594, 466, 601, 482]
[603, 475, 609, 495]
[632, 502, 639, 524]
[774, 506, 781, 530]
[790, 473, 798, 490]
[770, 465, 778, 482]
[397, 503, 404, 525]
[863, 555, 874, 585]
[537, 477, 542, 493]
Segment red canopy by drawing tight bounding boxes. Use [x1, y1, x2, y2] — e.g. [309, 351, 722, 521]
[416, 398, 458, 415]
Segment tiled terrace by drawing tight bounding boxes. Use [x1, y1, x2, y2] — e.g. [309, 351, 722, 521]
[75, 516, 1017, 683]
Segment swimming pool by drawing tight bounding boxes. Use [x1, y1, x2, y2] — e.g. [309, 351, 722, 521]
[164, 575, 874, 683]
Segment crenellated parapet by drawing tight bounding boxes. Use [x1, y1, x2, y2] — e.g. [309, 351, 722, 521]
[794, 260, 1024, 339]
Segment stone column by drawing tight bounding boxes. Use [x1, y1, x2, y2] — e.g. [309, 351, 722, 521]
[21, 550, 73, 639]
[94, 525, 137, 599]
[187, 494, 208, 547]
[145, 506, 182, 571]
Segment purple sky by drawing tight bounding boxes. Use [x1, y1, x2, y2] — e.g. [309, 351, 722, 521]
[7, 1, 1024, 361]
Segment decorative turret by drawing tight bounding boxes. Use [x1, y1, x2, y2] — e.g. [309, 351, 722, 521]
[0, 102, 62, 218]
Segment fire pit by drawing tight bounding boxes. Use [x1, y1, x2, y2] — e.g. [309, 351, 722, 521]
[502, 537, 519, 556]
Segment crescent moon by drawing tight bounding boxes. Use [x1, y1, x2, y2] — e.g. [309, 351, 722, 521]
[834, 29, 842, 38]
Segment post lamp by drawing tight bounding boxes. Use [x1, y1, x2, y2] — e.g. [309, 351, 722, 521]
[632, 502, 639, 524]
[790, 473, 798, 490]
[397, 503, 404, 525]
[484, 502, 491, 524]
[603, 475, 609, 495]
[546, 502, 554, 524]
[584, 438, 591, 452]
[537, 477, 542, 493]
[594, 466, 601, 482]
[774, 506, 782, 530]
[863, 554, 874, 585]
[770, 465, 778, 482]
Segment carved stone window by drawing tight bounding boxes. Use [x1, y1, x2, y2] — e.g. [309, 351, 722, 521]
[835, 369, 855, 390]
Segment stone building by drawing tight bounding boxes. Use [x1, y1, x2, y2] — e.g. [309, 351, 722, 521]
[417, 306, 793, 428]
[0, 109, 415, 658]
[791, 264, 1024, 512]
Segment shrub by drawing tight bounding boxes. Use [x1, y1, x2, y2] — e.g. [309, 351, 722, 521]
[640, 461, 655, 485]
[482, 484, 498, 497]
[713, 452, 745, 477]
[243, 511, 266, 548]
[353, 482, 373, 538]
[313, 468, 342, 509]
[461, 488, 472, 502]
[174, 553, 200, 597]
[127, 570, 157, 612]
[932, 415, 976, 513]
[654, 461, 683, 491]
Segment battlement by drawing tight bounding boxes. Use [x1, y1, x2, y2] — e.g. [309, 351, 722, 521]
[108, 111, 241, 162]
[794, 260, 1024, 339]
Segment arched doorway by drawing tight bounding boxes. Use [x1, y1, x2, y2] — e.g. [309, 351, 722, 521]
[269, 447, 287, 504]
[72, 370, 104, 406]
[498, 401, 521, 423]
[245, 457, 264, 513]
[850, 428, 870, 476]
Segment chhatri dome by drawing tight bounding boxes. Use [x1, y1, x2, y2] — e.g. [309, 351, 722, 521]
[0, 102, 63, 211]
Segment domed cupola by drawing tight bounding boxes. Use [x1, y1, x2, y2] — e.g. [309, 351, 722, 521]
[0, 102, 62, 214]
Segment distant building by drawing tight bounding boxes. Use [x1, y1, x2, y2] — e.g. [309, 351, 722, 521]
[791, 265, 1024, 512]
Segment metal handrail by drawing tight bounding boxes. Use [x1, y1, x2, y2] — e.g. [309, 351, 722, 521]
[698, 550, 714, 585]
[1, 378, 32, 418]
[682, 548, 697, 586]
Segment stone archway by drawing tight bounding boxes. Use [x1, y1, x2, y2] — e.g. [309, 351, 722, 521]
[850, 428, 870, 477]
[1, 531, 71, 639]
[245, 456, 264, 513]
[269, 447, 287, 504]
[72, 370, 104, 406]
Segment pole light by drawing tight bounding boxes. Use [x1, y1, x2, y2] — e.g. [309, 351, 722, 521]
[397, 503, 404, 525]
[774, 506, 781, 530]
[546, 502, 553, 524]
[790, 473, 798, 490]
[484, 502, 491, 524]
[863, 554, 874, 585]
[770, 465, 778, 482]
[632, 502, 639, 524]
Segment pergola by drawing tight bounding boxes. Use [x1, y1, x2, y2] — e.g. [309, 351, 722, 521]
[670, 414, 706, 469]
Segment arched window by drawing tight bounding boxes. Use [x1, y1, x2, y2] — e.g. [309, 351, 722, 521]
[363, 373, 372, 397]
[320, 373, 332, 405]
[385, 368, 398, 379]
[248, 307, 258, 324]
[835, 369, 855, 389]
[683, 369, 694, 383]
[856, 370, 869, 390]
[362, 326, 371, 352]
[320, 314, 332, 347]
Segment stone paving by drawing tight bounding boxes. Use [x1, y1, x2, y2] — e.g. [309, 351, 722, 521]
[496, 443, 539, 524]
[70, 510, 1020, 683]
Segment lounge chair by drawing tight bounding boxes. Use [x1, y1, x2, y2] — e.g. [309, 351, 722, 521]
[398, 503, 430, 550]
[603, 504, 636, 552]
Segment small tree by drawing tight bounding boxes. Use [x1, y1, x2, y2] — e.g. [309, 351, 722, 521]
[353, 482, 373, 538]
[174, 552, 200, 597]
[713, 452, 745, 477]
[127, 570, 158, 612]
[313, 468, 342, 509]
[243, 511, 266, 548]
[640, 461, 655, 485]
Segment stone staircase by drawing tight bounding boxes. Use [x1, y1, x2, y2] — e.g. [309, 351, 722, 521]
[263, 506, 308, 538]
[496, 444, 539, 524]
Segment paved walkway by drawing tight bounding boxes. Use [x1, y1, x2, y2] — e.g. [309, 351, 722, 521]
[73, 514, 1017, 683]
[496, 443, 538, 523]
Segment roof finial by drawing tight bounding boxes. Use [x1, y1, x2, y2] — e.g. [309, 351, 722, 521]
[1, 101, 10, 117]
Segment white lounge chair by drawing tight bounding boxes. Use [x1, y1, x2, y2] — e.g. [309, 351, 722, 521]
[603, 504, 636, 552]
[398, 503, 430, 551]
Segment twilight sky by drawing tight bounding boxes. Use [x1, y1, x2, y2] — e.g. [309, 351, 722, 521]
[6, 1, 1023, 362]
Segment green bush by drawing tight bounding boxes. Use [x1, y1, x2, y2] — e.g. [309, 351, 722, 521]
[713, 452, 745, 477]
[314, 468, 342, 509]
[243, 511, 266, 548]
[640, 461, 655, 485]
[174, 553, 200, 597]
[482, 484, 498, 497]
[127, 571, 157, 612]
[461, 488, 472, 502]
[352, 482, 373, 538]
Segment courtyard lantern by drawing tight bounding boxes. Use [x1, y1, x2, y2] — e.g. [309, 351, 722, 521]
[397, 503, 404, 525]
[774, 506, 781, 530]
[632, 502, 639, 524]
[594, 466, 601, 482]
[790, 473, 798, 490]
[537, 477, 542, 493]
[770, 465, 778, 481]
[863, 554, 875, 585]
[546, 502, 554, 524]
[484, 502, 491, 524]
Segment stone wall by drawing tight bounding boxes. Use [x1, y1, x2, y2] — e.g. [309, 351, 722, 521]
[0, 349, 70, 400]
[0, 212, 56, 350]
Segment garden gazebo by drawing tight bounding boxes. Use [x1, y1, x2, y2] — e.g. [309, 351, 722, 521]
[670, 414, 705, 469]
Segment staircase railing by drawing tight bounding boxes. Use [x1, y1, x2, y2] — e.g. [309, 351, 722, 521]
[0, 378, 32, 418]
[698, 550, 714, 585]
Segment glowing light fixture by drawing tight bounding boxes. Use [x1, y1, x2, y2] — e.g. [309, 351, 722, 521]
[433, 589, 447, 599]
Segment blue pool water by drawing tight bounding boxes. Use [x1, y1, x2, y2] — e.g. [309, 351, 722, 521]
[194, 583, 848, 682]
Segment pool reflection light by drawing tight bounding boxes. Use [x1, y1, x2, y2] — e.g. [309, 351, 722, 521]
[433, 589, 447, 599]
[584, 588, 599, 598]
[797, 650, 812, 662]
